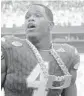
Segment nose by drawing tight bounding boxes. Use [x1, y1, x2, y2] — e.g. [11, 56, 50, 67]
[28, 16, 35, 22]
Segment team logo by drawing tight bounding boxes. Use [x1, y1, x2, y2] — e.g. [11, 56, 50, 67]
[56, 48, 65, 52]
[12, 41, 22, 47]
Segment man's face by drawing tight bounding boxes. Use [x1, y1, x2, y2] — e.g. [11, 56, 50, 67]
[25, 5, 51, 41]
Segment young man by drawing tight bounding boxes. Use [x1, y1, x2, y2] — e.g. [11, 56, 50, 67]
[1, 4, 80, 96]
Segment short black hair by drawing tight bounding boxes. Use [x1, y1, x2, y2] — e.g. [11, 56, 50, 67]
[25, 4, 53, 21]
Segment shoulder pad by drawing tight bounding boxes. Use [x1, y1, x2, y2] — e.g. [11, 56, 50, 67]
[1, 35, 23, 49]
[61, 43, 77, 54]
[65, 45, 80, 70]
[52, 43, 66, 52]
[1, 35, 14, 43]
[53, 43, 77, 53]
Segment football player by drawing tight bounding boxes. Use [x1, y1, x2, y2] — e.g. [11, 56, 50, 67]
[1, 4, 80, 96]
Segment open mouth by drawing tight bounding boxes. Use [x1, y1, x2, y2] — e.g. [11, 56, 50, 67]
[28, 23, 36, 29]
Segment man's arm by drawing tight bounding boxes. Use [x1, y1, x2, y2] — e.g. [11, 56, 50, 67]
[62, 68, 77, 96]
[62, 84, 77, 96]
[61, 47, 80, 96]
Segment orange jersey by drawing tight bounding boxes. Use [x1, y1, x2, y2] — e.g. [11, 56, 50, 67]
[1, 36, 80, 96]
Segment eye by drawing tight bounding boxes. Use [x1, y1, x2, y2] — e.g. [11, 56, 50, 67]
[35, 13, 42, 17]
[25, 14, 31, 19]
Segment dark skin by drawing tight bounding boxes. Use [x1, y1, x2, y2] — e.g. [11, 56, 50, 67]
[25, 5, 77, 96]
[1, 4, 77, 96]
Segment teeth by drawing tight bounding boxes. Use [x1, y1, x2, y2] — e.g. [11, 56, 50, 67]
[28, 23, 35, 28]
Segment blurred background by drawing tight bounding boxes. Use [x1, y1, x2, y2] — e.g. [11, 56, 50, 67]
[1, 0, 84, 96]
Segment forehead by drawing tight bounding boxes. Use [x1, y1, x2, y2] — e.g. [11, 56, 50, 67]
[28, 5, 46, 14]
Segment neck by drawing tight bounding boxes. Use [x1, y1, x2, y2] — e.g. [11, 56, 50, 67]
[26, 35, 52, 51]
[37, 36, 52, 51]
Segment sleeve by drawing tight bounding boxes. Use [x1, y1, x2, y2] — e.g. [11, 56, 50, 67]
[71, 47, 80, 70]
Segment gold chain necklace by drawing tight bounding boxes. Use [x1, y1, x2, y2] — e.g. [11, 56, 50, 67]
[26, 39, 72, 89]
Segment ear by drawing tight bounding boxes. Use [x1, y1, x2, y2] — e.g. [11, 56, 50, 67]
[48, 21, 54, 31]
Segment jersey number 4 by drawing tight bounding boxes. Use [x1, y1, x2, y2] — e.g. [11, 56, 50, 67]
[26, 64, 49, 96]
